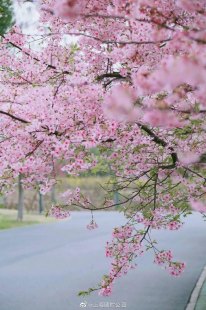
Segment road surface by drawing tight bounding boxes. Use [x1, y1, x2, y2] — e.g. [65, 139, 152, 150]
[0, 212, 206, 310]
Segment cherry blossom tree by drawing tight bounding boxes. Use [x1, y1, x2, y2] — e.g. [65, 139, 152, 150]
[1, 0, 206, 296]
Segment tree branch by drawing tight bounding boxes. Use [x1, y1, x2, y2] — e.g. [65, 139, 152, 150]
[0, 34, 70, 74]
[0, 110, 30, 124]
[137, 123, 178, 169]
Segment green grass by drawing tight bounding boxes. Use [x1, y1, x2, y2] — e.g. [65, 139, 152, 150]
[0, 214, 38, 230]
[0, 209, 56, 230]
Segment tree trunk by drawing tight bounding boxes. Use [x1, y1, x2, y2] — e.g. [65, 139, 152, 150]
[3, 195, 8, 208]
[17, 174, 24, 221]
[38, 191, 44, 214]
[51, 185, 56, 204]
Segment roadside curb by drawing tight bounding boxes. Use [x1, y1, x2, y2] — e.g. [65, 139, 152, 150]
[186, 266, 206, 310]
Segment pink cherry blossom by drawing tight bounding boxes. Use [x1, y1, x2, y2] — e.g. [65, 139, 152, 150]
[49, 206, 70, 219]
[178, 152, 200, 166]
[86, 221, 98, 230]
[53, 0, 83, 21]
[143, 110, 182, 128]
[190, 200, 206, 213]
[154, 251, 185, 276]
[103, 85, 139, 122]
[177, 0, 205, 12]
[98, 283, 113, 297]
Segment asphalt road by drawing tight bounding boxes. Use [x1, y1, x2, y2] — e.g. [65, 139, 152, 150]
[0, 212, 206, 310]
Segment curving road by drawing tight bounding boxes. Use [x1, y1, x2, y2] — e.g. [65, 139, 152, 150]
[0, 212, 206, 310]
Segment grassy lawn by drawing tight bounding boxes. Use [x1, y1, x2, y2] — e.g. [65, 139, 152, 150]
[0, 208, 55, 230]
[0, 176, 116, 230]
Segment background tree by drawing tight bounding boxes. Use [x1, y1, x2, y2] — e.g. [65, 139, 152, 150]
[0, 0, 13, 35]
[17, 174, 24, 221]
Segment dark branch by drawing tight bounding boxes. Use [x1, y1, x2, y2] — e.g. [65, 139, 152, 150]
[0, 110, 30, 124]
[138, 123, 178, 169]
[96, 72, 126, 81]
[138, 123, 167, 147]
[0, 35, 70, 74]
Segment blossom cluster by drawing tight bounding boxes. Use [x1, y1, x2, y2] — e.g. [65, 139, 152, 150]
[49, 206, 70, 219]
[154, 250, 186, 277]
[100, 225, 143, 296]
[86, 220, 98, 230]
[135, 207, 183, 231]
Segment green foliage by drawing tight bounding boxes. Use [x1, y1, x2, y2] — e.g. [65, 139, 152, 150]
[133, 144, 148, 153]
[78, 287, 97, 297]
[68, 43, 80, 63]
[79, 147, 111, 176]
[89, 159, 110, 176]
[0, 0, 13, 35]
[78, 291, 89, 297]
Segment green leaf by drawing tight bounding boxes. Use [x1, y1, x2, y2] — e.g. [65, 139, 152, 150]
[78, 291, 90, 297]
